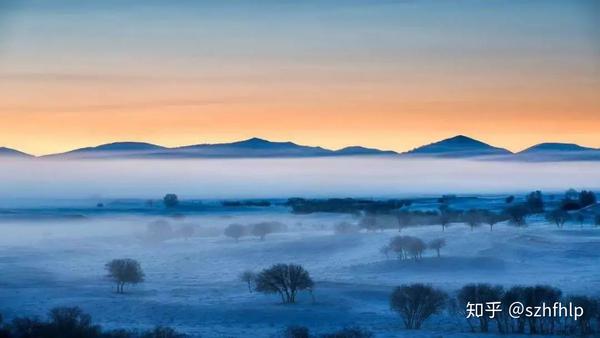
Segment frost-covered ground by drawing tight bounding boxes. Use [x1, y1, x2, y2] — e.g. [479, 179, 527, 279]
[0, 208, 599, 337]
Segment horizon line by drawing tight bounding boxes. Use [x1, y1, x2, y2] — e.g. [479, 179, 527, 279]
[2, 134, 599, 158]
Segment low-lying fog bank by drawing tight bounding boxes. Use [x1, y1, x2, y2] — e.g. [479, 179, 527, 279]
[1, 157, 599, 200]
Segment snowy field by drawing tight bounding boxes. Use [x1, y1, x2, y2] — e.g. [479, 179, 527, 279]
[0, 205, 599, 337]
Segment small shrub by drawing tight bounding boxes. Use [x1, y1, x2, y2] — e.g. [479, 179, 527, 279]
[283, 325, 310, 338]
[319, 326, 373, 338]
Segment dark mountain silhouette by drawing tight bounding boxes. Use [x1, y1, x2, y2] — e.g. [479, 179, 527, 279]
[0, 147, 32, 158]
[402, 135, 512, 158]
[44, 142, 167, 159]
[4, 136, 600, 161]
[334, 146, 397, 156]
[515, 142, 600, 161]
[166, 137, 333, 158]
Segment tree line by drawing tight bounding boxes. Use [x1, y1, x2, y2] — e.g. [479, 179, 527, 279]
[352, 189, 598, 232]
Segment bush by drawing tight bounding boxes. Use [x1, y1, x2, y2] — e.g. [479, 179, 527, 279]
[255, 264, 313, 303]
[283, 325, 310, 338]
[319, 327, 373, 338]
[564, 296, 598, 336]
[105, 259, 144, 293]
[139, 326, 186, 338]
[0, 308, 187, 338]
[8, 307, 101, 338]
[390, 284, 447, 329]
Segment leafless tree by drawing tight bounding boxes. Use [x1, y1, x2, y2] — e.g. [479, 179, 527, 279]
[545, 208, 569, 228]
[255, 263, 313, 304]
[428, 238, 446, 258]
[390, 284, 447, 329]
[224, 223, 246, 242]
[239, 270, 256, 293]
[105, 258, 144, 294]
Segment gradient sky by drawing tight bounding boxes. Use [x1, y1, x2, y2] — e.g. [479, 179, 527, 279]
[0, 0, 599, 155]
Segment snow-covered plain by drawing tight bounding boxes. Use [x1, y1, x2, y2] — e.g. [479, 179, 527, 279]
[0, 205, 599, 337]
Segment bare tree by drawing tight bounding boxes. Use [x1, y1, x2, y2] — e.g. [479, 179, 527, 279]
[224, 223, 246, 242]
[390, 284, 447, 329]
[482, 210, 502, 231]
[575, 213, 586, 228]
[379, 245, 391, 259]
[405, 237, 426, 261]
[464, 209, 484, 231]
[178, 225, 194, 240]
[251, 222, 277, 240]
[428, 238, 446, 258]
[105, 259, 144, 294]
[395, 210, 411, 232]
[389, 236, 426, 261]
[146, 220, 173, 243]
[505, 204, 529, 227]
[255, 263, 313, 304]
[239, 270, 256, 293]
[458, 284, 504, 333]
[545, 208, 569, 228]
[358, 215, 378, 232]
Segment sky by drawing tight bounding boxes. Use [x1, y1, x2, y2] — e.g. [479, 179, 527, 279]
[0, 0, 599, 156]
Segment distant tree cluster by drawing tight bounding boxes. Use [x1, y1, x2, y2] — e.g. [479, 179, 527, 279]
[333, 221, 360, 235]
[454, 284, 598, 336]
[222, 200, 271, 207]
[385, 283, 600, 335]
[163, 194, 179, 208]
[381, 236, 446, 261]
[143, 220, 196, 243]
[224, 221, 286, 241]
[286, 198, 411, 215]
[560, 189, 597, 211]
[0, 307, 186, 338]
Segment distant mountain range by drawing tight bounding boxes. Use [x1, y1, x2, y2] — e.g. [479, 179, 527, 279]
[1, 136, 599, 161]
[0, 147, 33, 158]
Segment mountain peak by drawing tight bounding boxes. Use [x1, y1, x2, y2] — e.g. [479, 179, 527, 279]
[404, 135, 512, 158]
[520, 142, 593, 153]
